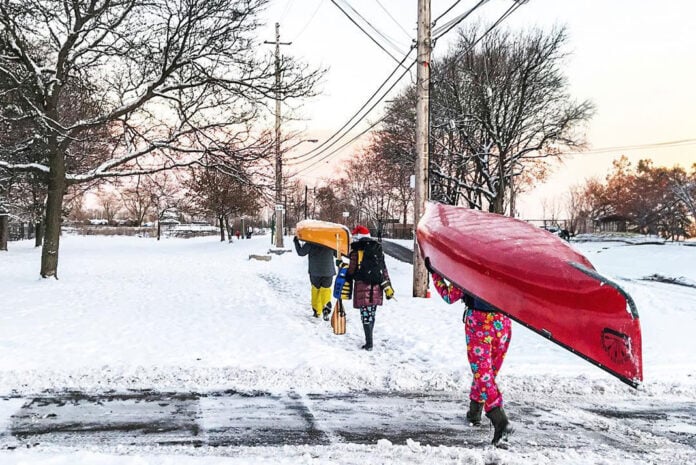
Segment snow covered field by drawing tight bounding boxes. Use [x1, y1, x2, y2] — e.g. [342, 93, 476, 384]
[0, 234, 694, 464]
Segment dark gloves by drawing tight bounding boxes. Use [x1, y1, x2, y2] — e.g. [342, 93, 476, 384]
[293, 236, 300, 244]
[424, 257, 434, 273]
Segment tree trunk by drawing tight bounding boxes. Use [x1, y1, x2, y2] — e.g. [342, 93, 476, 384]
[490, 152, 506, 214]
[219, 215, 225, 241]
[40, 152, 66, 278]
[34, 220, 44, 247]
[509, 176, 516, 217]
[157, 214, 162, 240]
[0, 215, 8, 251]
[224, 215, 231, 241]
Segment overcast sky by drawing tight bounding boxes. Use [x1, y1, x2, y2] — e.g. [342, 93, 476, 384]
[260, 0, 696, 219]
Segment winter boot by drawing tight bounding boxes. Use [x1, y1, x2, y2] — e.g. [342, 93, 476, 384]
[465, 400, 483, 426]
[361, 323, 373, 351]
[486, 407, 512, 446]
[322, 303, 332, 321]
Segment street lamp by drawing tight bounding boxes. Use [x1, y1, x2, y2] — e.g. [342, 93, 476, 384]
[274, 138, 319, 248]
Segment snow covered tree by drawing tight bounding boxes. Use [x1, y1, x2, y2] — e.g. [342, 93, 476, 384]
[586, 156, 693, 238]
[185, 164, 262, 241]
[119, 177, 154, 227]
[672, 163, 696, 235]
[0, 0, 322, 277]
[376, 25, 593, 215]
[432, 25, 594, 214]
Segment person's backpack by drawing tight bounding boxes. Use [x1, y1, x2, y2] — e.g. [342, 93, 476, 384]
[354, 240, 385, 285]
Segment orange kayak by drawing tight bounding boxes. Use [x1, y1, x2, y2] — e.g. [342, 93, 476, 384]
[296, 220, 351, 257]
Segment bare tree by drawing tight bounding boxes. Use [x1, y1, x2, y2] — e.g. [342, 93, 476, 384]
[372, 26, 593, 215]
[146, 171, 185, 240]
[312, 182, 350, 224]
[0, 0, 322, 277]
[96, 190, 120, 224]
[540, 196, 562, 228]
[428, 25, 594, 213]
[119, 177, 153, 226]
[185, 164, 262, 241]
[672, 163, 696, 225]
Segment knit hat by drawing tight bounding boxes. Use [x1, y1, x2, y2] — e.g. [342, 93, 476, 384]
[351, 224, 370, 240]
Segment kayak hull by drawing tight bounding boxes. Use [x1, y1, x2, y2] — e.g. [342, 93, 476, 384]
[416, 202, 643, 388]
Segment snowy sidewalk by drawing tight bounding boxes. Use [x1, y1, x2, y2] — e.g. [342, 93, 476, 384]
[1, 390, 695, 460]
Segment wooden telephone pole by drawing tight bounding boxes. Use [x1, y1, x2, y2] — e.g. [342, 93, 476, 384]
[265, 23, 291, 248]
[413, 0, 431, 297]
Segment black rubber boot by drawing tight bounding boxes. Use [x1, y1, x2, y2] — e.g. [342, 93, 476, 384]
[465, 400, 483, 426]
[486, 407, 512, 446]
[322, 303, 332, 321]
[361, 323, 373, 351]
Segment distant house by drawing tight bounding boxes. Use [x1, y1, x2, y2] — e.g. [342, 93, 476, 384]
[158, 217, 180, 231]
[595, 214, 630, 233]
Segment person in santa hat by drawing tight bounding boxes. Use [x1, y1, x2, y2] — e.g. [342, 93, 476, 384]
[345, 224, 394, 350]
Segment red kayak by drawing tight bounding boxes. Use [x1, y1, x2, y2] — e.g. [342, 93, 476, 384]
[416, 202, 643, 388]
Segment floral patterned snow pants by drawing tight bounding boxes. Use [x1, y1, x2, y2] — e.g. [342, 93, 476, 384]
[465, 309, 512, 412]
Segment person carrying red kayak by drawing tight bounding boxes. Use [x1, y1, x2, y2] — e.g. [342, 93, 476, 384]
[429, 264, 513, 447]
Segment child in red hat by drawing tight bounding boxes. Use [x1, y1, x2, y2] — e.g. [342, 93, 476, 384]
[346, 225, 394, 350]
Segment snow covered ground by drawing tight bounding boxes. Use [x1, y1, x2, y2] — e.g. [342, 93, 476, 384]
[0, 233, 694, 464]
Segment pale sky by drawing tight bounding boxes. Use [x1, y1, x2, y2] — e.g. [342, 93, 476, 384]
[260, 0, 696, 219]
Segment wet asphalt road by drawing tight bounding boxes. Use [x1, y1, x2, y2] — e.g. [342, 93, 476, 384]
[1, 390, 695, 454]
[382, 240, 413, 264]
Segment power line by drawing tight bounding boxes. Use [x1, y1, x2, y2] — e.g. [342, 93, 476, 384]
[290, 0, 324, 42]
[433, 0, 467, 26]
[292, 1, 521, 174]
[329, 0, 407, 66]
[338, 0, 409, 55]
[446, 0, 523, 62]
[292, 117, 387, 176]
[432, 0, 489, 40]
[285, 46, 417, 164]
[375, 0, 413, 41]
[290, 54, 421, 175]
[565, 138, 696, 156]
[287, 55, 416, 169]
[279, 0, 296, 21]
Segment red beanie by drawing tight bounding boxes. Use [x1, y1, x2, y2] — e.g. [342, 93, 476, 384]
[351, 224, 370, 236]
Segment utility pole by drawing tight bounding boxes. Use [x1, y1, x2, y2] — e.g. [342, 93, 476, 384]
[265, 23, 291, 248]
[413, 0, 431, 297]
[304, 185, 308, 219]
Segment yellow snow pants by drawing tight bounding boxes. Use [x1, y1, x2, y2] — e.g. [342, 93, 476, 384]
[310, 275, 333, 316]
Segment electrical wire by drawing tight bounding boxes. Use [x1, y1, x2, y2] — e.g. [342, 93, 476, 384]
[279, 0, 296, 21]
[375, 0, 413, 41]
[291, 57, 420, 175]
[432, 0, 489, 40]
[290, 0, 324, 42]
[284, 45, 417, 164]
[337, 0, 409, 55]
[566, 138, 696, 155]
[446, 0, 522, 62]
[329, 0, 407, 67]
[292, 116, 387, 176]
[433, 0, 466, 26]
[289, 0, 522, 174]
